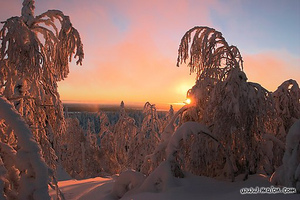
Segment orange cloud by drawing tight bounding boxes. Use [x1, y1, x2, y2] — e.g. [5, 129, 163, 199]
[58, 0, 216, 109]
[58, 26, 196, 109]
[243, 51, 300, 91]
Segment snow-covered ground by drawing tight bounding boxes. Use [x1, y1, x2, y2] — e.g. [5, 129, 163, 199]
[49, 174, 299, 200]
[49, 177, 114, 200]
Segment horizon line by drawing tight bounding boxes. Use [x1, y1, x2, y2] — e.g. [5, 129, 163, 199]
[61, 100, 186, 111]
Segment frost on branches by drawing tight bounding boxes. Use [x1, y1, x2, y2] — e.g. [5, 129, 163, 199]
[0, 0, 84, 170]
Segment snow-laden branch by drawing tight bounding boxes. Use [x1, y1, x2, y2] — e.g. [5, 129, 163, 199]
[273, 79, 300, 129]
[177, 26, 243, 80]
[0, 97, 49, 199]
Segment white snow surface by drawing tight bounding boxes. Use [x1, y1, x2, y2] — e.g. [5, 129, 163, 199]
[49, 174, 299, 200]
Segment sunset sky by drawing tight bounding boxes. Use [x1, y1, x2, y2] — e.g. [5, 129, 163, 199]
[1, 0, 299, 110]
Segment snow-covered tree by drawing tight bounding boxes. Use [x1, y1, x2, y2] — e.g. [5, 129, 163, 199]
[267, 79, 300, 170]
[128, 102, 162, 172]
[61, 118, 86, 179]
[142, 105, 189, 175]
[111, 26, 300, 198]
[86, 119, 97, 147]
[61, 117, 102, 179]
[273, 79, 300, 133]
[161, 105, 174, 130]
[177, 26, 244, 124]
[141, 102, 163, 134]
[0, 0, 84, 170]
[176, 26, 281, 179]
[98, 111, 120, 175]
[113, 101, 137, 169]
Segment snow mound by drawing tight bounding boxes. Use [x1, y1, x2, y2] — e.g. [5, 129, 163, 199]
[271, 119, 300, 192]
[112, 170, 145, 198]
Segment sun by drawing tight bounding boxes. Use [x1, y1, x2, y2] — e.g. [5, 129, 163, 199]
[185, 98, 191, 104]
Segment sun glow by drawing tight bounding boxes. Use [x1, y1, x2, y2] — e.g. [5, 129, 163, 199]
[185, 98, 191, 104]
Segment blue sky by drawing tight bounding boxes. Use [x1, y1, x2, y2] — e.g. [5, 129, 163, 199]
[210, 0, 300, 56]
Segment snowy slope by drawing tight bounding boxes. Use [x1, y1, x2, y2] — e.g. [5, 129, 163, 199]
[49, 174, 299, 200]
